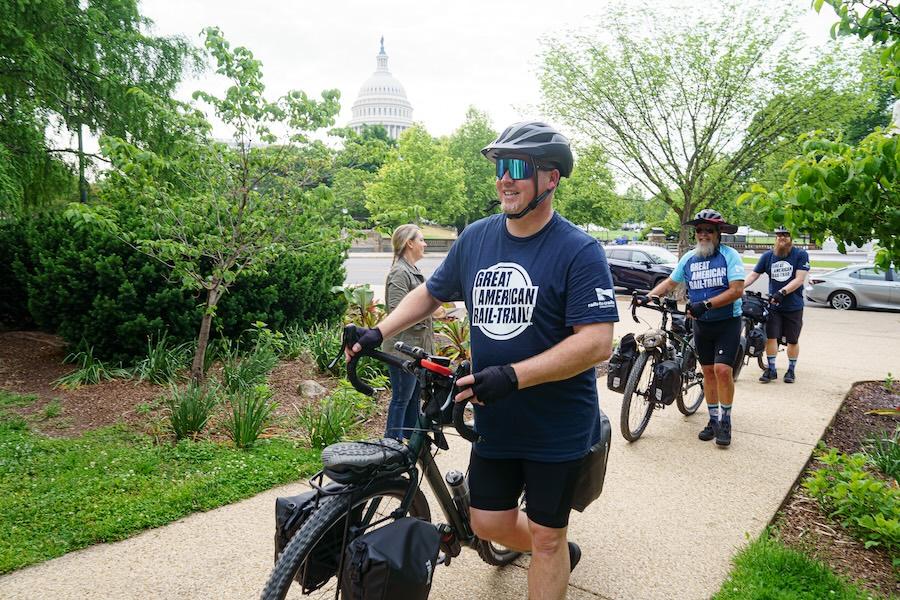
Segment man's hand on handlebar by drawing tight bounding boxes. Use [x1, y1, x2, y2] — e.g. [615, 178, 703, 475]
[633, 293, 660, 307]
[343, 325, 384, 361]
[454, 364, 519, 406]
[769, 290, 785, 306]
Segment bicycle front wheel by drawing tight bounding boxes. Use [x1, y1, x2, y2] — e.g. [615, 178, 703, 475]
[261, 478, 430, 600]
[676, 349, 705, 415]
[620, 352, 655, 442]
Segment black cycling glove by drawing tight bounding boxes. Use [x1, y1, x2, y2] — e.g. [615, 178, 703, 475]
[470, 365, 519, 404]
[687, 301, 709, 319]
[351, 325, 383, 352]
[633, 294, 651, 307]
[770, 290, 785, 306]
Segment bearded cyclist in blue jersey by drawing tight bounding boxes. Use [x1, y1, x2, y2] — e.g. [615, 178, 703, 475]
[638, 210, 745, 447]
[346, 121, 618, 600]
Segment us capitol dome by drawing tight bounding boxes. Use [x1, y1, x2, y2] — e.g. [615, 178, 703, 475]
[347, 37, 413, 140]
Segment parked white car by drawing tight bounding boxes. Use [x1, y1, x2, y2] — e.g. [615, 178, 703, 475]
[804, 264, 899, 311]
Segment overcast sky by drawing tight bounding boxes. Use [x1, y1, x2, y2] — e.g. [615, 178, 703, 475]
[138, 0, 839, 141]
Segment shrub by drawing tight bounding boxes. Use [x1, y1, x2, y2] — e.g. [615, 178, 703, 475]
[224, 385, 277, 449]
[303, 321, 342, 375]
[133, 333, 192, 385]
[803, 447, 900, 558]
[298, 381, 376, 449]
[864, 428, 900, 483]
[434, 316, 470, 361]
[9, 209, 347, 363]
[220, 326, 282, 394]
[54, 346, 130, 389]
[0, 219, 34, 328]
[165, 382, 220, 440]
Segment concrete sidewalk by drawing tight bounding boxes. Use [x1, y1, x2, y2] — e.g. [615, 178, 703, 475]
[1, 303, 898, 599]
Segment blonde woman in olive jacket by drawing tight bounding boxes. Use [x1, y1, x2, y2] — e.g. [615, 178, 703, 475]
[382, 225, 433, 440]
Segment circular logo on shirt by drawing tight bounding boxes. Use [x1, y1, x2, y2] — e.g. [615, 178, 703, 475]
[471, 262, 538, 341]
[771, 260, 793, 282]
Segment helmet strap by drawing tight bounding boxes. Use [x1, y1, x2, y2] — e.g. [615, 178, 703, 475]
[507, 166, 553, 220]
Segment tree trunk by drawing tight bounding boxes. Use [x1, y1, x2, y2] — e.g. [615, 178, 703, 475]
[77, 122, 87, 204]
[191, 285, 222, 383]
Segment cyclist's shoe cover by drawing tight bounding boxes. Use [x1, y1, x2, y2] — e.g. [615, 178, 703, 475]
[698, 419, 716, 441]
[568, 542, 581, 572]
[758, 368, 776, 383]
[783, 369, 795, 383]
[716, 419, 732, 447]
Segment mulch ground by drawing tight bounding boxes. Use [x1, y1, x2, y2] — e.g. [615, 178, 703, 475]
[771, 380, 899, 597]
[1, 330, 897, 592]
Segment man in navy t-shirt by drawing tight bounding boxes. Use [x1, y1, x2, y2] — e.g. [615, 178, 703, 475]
[346, 122, 617, 599]
[744, 226, 810, 383]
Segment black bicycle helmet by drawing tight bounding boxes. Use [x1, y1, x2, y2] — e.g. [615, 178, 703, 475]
[686, 209, 738, 234]
[482, 121, 574, 178]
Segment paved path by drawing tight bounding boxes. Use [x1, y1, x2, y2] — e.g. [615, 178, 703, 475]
[1, 303, 898, 599]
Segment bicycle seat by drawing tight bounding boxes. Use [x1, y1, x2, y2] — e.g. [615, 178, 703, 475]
[322, 438, 411, 484]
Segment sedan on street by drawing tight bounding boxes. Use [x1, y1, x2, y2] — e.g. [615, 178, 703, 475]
[604, 244, 679, 292]
[804, 264, 899, 311]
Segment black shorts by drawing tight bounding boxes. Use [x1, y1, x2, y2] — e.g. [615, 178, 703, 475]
[692, 316, 742, 366]
[467, 449, 584, 529]
[766, 309, 803, 345]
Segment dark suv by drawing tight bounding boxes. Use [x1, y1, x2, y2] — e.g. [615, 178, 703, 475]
[604, 244, 678, 292]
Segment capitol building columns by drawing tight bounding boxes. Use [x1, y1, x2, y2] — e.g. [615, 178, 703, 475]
[347, 37, 414, 140]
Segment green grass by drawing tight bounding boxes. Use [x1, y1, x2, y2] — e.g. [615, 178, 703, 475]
[0, 419, 320, 574]
[0, 390, 38, 410]
[741, 256, 852, 269]
[714, 532, 878, 600]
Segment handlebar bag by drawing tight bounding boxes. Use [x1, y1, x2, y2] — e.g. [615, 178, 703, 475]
[571, 410, 612, 512]
[650, 359, 680, 405]
[341, 517, 440, 600]
[742, 294, 768, 322]
[606, 333, 638, 393]
[746, 325, 767, 358]
[275, 483, 358, 592]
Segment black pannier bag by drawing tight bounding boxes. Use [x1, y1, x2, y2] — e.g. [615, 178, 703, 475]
[341, 517, 440, 600]
[650, 359, 681, 405]
[607, 333, 638, 393]
[742, 293, 768, 322]
[274, 485, 360, 592]
[746, 325, 767, 358]
[571, 410, 612, 512]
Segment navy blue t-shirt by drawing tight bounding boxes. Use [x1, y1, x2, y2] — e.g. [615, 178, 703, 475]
[426, 213, 619, 461]
[753, 247, 810, 312]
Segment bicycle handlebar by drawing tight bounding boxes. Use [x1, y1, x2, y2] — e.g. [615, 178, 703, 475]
[340, 325, 480, 444]
[630, 293, 687, 323]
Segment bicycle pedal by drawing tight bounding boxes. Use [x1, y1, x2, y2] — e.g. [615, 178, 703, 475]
[437, 551, 452, 566]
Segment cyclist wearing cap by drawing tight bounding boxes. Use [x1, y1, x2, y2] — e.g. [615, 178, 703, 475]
[347, 121, 618, 599]
[743, 226, 810, 383]
[638, 210, 745, 447]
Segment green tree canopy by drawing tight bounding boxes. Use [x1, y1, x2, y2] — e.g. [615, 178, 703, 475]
[553, 145, 620, 229]
[446, 107, 498, 231]
[743, 0, 900, 270]
[69, 27, 343, 380]
[0, 0, 198, 212]
[365, 124, 467, 229]
[539, 1, 869, 254]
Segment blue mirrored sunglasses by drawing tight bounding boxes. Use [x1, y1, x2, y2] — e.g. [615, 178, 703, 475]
[495, 158, 535, 180]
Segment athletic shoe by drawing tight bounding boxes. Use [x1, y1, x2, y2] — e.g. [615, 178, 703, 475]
[715, 419, 731, 447]
[758, 368, 776, 383]
[698, 419, 717, 441]
[568, 541, 581, 572]
[784, 369, 795, 383]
